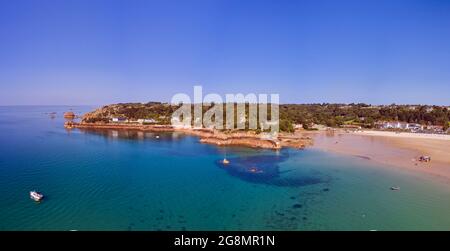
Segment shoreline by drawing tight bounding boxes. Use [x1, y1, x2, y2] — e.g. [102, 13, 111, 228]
[65, 122, 313, 150]
[352, 130, 450, 141]
[304, 129, 450, 184]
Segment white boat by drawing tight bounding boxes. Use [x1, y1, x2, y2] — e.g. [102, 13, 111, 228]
[30, 191, 44, 201]
[390, 186, 400, 191]
[222, 158, 230, 164]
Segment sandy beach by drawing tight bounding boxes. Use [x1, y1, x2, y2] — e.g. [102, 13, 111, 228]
[304, 130, 450, 183]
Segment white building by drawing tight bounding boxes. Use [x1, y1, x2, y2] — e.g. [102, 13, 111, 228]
[112, 117, 127, 123]
[382, 121, 407, 129]
[137, 118, 156, 124]
[406, 123, 423, 131]
[380, 122, 424, 132]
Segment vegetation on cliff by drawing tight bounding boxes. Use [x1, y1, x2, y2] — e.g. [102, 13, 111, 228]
[81, 102, 450, 132]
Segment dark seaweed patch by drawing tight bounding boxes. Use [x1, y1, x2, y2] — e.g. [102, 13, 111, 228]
[215, 151, 326, 187]
[275, 211, 285, 216]
[293, 204, 303, 209]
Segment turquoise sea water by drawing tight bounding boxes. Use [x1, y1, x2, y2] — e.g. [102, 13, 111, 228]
[0, 106, 450, 231]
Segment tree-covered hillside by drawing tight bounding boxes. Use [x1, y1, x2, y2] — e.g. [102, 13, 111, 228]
[81, 102, 450, 132]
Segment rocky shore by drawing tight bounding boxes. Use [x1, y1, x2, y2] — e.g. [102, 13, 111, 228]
[65, 121, 174, 132]
[64, 121, 313, 150]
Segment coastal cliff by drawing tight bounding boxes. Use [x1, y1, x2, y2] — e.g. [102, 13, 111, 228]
[65, 121, 312, 150]
[65, 103, 313, 150]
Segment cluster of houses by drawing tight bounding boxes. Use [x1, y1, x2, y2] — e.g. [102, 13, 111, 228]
[111, 117, 157, 124]
[376, 121, 447, 134]
[377, 122, 423, 131]
[293, 121, 448, 135]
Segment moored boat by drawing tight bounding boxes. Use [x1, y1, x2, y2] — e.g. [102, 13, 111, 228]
[30, 191, 44, 201]
[248, 167, 263, 174]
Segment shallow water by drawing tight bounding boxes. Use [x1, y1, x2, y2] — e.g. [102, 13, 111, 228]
[0, 106, 449, 230]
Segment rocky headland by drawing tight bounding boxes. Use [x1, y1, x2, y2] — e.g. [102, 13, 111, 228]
[64, 103, 313, 150]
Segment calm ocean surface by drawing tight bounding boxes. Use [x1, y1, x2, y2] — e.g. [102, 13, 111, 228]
[0, 106, 449, 230]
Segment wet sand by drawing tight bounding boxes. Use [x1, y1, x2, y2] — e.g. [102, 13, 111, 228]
[303, 130, 450, 183]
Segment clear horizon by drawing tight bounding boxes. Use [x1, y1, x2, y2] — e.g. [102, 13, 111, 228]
[1, 0, 450, 106]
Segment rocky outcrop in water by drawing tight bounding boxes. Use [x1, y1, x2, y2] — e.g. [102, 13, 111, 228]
[63, 112, 75, 119]
[200, 136, 280, 149]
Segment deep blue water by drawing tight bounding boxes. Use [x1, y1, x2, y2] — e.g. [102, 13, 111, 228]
[1, 106, 450, 230]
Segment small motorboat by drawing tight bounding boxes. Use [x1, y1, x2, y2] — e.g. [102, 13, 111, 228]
[248, 167, 263, 174]
[155, 135, 160, 139]
[390, 186, 400, 191]
[222, 158, 230, 165]
[30, 191, 44, 202]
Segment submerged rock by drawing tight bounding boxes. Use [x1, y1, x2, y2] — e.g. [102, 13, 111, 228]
[292, 204, 303, 209]
[215, 152, 325, 187]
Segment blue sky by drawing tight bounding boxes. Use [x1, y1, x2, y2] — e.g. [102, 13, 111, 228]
[1, 0, 449, 105]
